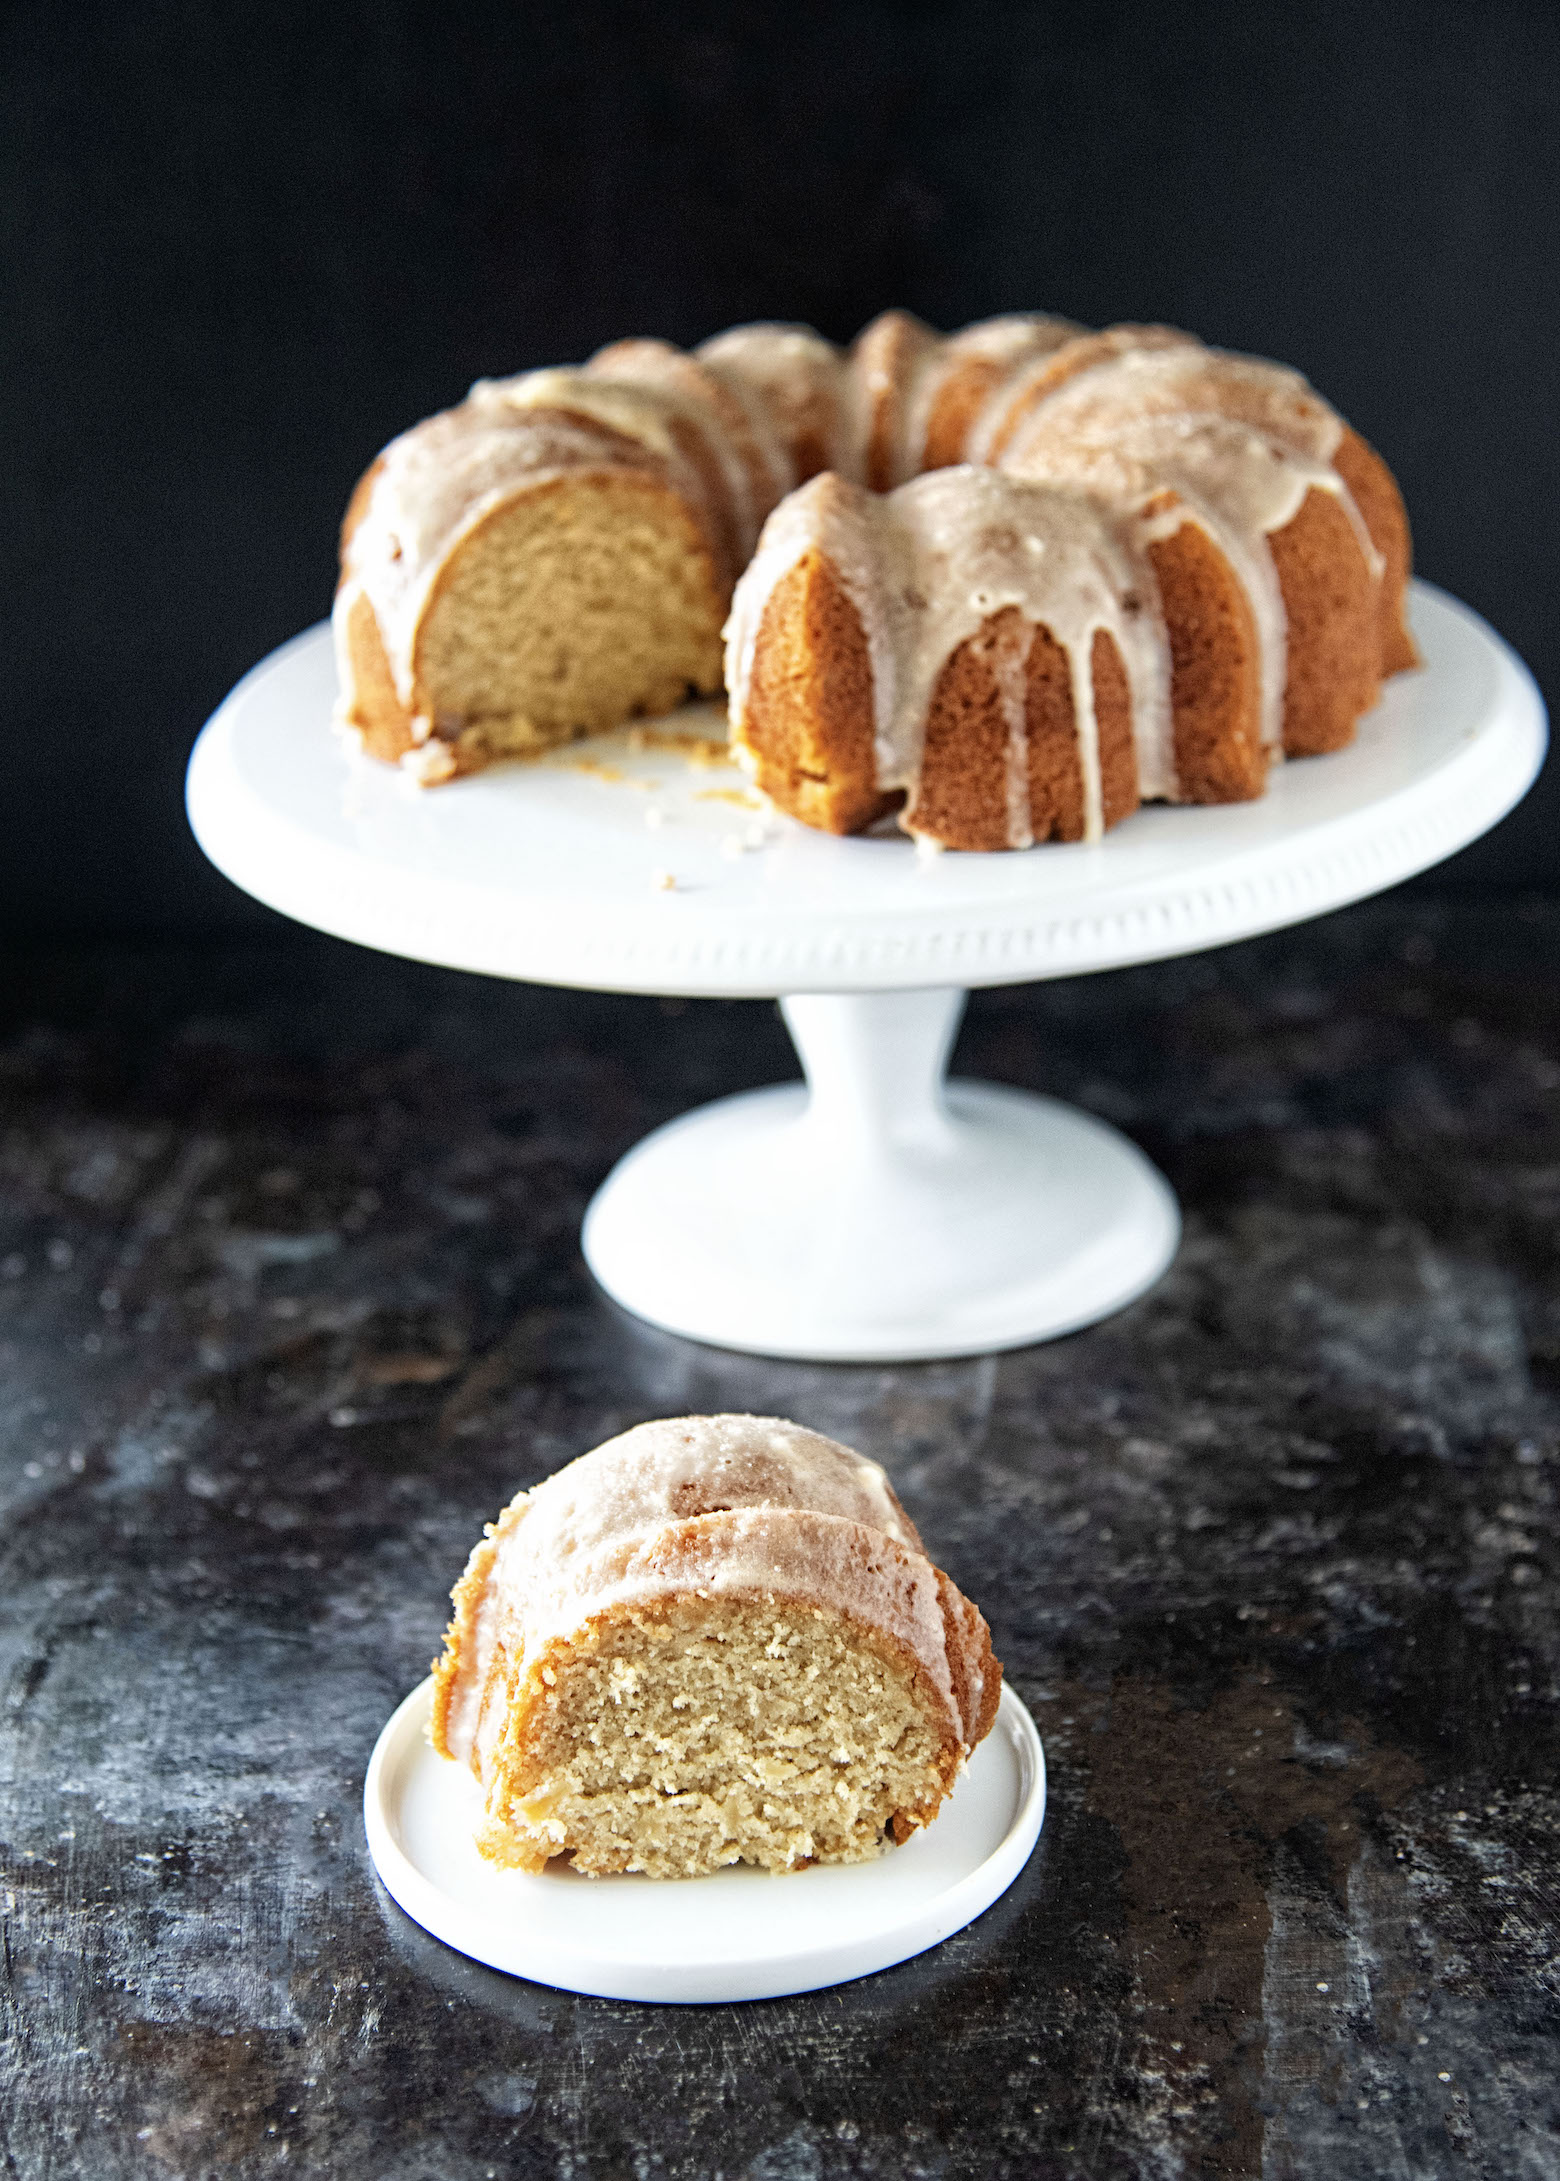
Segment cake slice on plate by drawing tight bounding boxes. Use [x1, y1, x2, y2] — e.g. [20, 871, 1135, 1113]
[431, 1414, 1000, 1878]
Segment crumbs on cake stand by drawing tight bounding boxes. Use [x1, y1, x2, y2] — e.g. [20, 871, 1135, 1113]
[546, 754, 656, 788]
[626, 725, 732, 768]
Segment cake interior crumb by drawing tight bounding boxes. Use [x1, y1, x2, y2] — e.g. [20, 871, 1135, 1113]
[478, 1597, 948, 1878]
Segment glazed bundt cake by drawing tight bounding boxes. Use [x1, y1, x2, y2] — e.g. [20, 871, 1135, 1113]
[336, 310, 1415, 842]
[430, 1414, 1000, 1878]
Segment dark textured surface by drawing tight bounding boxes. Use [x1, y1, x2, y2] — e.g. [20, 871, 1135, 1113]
[2, 896, 1559, 2178]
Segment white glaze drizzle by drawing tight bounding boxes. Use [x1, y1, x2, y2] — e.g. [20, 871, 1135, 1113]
[891, 469, 1162, 842]
[992, 342, 1382, 581]
[725, 472, 904, 773]
[579, 346, 774, 560]
[987, 613, 1037, 849]
[468, 367, 678, 457]
[1014, 343, 1347, 462]
[945, 312, 1086, 368]
[697, 352, 797, 510]
[436, 1414, 983, 1776]
[1007, 404, 1372, 754]
[727, 465, 1176, 842]
[343, 313, 1387, 848]
[696, 323, 860, 477]
[965, 325, 1197, 465]
[900, 313, 1082, 481]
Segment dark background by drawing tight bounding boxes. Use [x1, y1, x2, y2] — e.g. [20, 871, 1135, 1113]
[5, 0, 1555, 936]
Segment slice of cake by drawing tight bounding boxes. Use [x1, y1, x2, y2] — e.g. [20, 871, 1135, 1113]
[431, 1414, 1001, 1878]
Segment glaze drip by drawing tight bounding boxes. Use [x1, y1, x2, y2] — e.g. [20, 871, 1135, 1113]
[338, 309, 1406, 848]
[433, 1414, 990, 1779]
[727, 466, 1176, 841]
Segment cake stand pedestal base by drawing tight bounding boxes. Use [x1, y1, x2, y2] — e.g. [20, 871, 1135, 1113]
[582, 986, 1180, 1362]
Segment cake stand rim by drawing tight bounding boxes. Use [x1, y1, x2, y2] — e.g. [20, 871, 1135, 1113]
[187, 581, 1546, 1000]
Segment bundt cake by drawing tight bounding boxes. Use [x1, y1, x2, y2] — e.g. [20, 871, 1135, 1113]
[430, 1414, 1000, 1878]
[335, 311, 1416, 843]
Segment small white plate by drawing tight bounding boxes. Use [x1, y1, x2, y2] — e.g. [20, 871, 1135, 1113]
[363, 1678, 1046, 2003]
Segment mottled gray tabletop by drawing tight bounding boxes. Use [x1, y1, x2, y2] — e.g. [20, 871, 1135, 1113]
[1, 897, 1557, 2179]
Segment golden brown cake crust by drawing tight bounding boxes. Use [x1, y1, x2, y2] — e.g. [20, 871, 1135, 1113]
[429, 1518, 508, 1759]
[1268, 485, 1381, 757]
[1092, 628, 1141, 833]
[1333, 426, 1419, 676]
[738, 546, 898, 837]
[906, 618, 1145, 851]
[336, 581, 415, 765]
[1022, 621, 1089, 846]
[909, 607, 1037, 852]
[921, 358, 1010, 470]
[1148, 516, 1269, 805]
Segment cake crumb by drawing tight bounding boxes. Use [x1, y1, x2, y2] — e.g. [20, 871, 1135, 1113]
[696, 787, 764, 810]
[630, 727, 732, 769]
[331, 706, 366, 756]
[651, 869, 678, 892]
[401, 742, 459, 787]
[548, 753, 658, 789]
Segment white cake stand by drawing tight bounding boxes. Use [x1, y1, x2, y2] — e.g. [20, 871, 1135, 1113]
[187, 582, 1545, 1362]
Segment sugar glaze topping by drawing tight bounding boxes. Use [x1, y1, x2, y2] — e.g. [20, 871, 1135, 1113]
[725, 466, 1177, 842]
[726, 324, 1376, 838]
[340, 312, 1384, 846]
[437, 1414, 991, 1778]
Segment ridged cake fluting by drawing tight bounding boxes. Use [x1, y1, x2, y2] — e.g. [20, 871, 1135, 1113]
[336, 310, 1415, 849]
